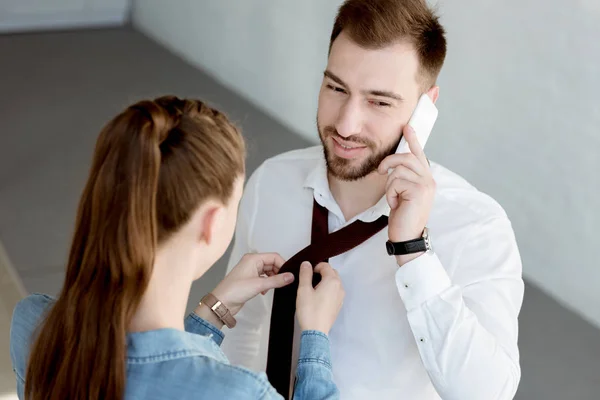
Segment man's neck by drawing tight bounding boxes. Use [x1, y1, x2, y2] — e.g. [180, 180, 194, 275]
[328, 170, 387, 222]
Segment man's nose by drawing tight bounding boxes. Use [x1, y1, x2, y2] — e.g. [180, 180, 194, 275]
[335, 98, 363, 138]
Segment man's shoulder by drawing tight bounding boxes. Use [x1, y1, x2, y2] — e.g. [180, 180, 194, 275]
[249, 145, 322, 187]
[431, 162, 508, 222]
[262, 145, 322, 168]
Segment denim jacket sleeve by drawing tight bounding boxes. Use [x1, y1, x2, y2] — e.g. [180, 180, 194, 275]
[260, 330, 340, 400]
[185, 313, 339, 400]
[291, 331, 340, 399]
[183, 312, 225, 346]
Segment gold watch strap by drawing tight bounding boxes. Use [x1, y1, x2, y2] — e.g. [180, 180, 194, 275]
[199, 293, 237, 329]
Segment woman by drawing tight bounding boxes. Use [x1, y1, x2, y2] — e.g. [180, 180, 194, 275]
[10, 96, 344, 399]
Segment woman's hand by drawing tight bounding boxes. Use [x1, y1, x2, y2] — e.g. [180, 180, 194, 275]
[209, 253, 294, 317]
[296, 262, 345, 335]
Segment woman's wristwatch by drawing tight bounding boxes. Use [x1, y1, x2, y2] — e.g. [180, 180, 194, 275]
[199, 293, 237, 328]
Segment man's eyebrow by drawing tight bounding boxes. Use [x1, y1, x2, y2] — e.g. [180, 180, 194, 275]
[323, 70, 347, 87]
[366, 90, 404, 102]
[323, 70, 404, 101]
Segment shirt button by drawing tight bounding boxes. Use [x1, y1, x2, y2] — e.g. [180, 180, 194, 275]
[403, 283, 410, 289]
[419, 337, 427, 343]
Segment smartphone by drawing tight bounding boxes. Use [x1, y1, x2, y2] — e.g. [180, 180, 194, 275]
[394, 93, 438, 154]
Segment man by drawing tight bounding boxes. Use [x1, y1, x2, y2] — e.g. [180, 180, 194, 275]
[221, 0, 524, 399]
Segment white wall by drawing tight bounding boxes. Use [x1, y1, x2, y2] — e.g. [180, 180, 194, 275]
[133, 0, 600, 328]
[132, 0, 338, 142]
[0, 0, 130, 32]
[434, 0, 600, 329]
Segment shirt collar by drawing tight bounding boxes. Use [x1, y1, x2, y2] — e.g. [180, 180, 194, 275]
[303, 152, 391, 223]
[303, 153, 330, 198]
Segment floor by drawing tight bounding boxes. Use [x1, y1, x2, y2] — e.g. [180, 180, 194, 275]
[0, 27, 598, 400]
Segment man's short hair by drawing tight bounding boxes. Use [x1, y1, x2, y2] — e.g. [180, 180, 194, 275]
[329, 0, 447, 89]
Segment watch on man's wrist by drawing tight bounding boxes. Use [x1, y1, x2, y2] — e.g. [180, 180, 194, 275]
[386, 227, 433, 256]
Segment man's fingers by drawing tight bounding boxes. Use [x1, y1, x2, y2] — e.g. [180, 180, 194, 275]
[298, 261, 313, 289]
[386, 179, 415, 210]
[403, 124, 428, 167]
[385, 166, 421, 192]
[378, 153, 426, 177]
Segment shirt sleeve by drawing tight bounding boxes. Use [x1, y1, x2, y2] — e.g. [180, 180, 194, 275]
[395, 216, 524, 400]
[220, 165, 273, 371]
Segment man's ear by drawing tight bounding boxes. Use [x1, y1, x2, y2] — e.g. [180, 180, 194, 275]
[427, 86, 440, 104]
[199, 206, 222, 246]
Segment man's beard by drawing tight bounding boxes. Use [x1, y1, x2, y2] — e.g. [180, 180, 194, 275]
[318, 124, 399, 181]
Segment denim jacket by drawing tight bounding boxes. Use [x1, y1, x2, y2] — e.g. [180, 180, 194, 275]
[10, 294, 339, 399]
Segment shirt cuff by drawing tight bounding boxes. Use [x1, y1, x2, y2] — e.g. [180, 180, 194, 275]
[298, 330, 332, 369]
[184, 312, 225, 346]
[395, 252, 452, 312]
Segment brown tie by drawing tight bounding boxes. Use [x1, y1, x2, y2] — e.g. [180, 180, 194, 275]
[266, 199, 388, 398]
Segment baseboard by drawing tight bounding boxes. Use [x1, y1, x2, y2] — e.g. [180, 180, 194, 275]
[0, 7, 129, 34]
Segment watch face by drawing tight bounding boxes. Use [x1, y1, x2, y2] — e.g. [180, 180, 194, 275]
[386, 241, 395, 255]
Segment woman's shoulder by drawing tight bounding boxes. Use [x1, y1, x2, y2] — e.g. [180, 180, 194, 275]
[10, 293, 55, 382]
[12, 293, 54, 334]
[127, 352, 280, 399]
[13, 292, 54, 315]
[198, 358, 277, 396]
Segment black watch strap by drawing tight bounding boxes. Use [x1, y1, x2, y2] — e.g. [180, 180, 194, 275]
[386, 238, 427, 255]
[386, 228, 431, 256]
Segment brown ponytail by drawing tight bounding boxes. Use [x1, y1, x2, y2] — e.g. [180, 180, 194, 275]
[24, 96, 245, 400]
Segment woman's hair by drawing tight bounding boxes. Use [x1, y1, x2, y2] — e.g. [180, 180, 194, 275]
[24, 96, 246, 400]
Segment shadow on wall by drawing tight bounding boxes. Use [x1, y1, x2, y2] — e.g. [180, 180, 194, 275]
[0, 241, 25, 398]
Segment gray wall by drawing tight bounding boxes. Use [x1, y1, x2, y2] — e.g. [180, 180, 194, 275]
[133, 0, 600, 328]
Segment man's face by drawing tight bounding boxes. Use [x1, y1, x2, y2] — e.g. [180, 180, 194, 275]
[317, 32, 424, 181]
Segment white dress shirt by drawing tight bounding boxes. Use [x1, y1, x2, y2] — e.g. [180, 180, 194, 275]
[221, 146, 524, 400]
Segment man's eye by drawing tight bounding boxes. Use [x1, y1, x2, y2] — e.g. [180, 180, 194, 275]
[369, 100, 391, 107]
[327, 84, 346, 94]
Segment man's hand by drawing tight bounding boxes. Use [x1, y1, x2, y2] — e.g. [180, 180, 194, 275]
[378, 124, 436, 266]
